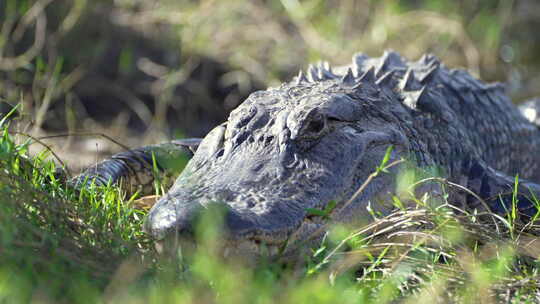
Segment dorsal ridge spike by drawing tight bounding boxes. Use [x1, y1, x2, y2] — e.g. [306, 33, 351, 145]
[317, 65, 335, 80]
[358, 66, 376, 83]
[400, 68, 421, 91]
[324, 61, 337, 79]
[341, 68, 355, 86]
[402, 86, 427, 109]
[352, 53, 369, 77]
[416, 86, 428, 103]
[419, 64, 440, 84]
[317, 68, 324, 80]
[322, 61, 332, 72]
[376, 70, 395, 87]
[376, 50, 405, 76]
[296, 70, 308, 84]
[307, 64, 319, 82]
[419, 53, 440, 66]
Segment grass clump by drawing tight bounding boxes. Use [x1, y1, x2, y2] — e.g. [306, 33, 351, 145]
[0, 118, 150, 302]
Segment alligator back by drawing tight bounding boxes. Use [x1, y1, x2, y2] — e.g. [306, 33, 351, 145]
[336, 52, 540, 183]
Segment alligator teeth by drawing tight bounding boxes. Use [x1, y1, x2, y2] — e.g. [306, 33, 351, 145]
[257, 244, 279, 257]
[268, 245, 279, 256]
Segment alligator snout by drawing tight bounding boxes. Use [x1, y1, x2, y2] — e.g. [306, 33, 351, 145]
[144, 189, 296, 255]
[145, 194, 250, 239]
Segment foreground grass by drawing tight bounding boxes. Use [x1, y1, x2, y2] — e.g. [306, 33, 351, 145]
[2, 124, 540, 303]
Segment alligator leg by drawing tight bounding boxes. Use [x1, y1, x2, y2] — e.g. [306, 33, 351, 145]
[70, 138, 201, 197]
[458, 158, 540, 220]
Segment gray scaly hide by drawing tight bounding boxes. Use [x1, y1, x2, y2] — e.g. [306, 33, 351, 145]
[87, 51, 540, 260]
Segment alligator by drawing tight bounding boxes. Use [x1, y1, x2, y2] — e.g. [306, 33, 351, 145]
[75, 51, 540, 259]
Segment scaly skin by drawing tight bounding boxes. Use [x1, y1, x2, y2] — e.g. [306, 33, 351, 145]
[73, 139, 200, 195]
[77, 51, 540, 260]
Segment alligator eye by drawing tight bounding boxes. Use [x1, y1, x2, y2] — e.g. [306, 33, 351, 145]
[300, 112, 327, 138]
[305, 119, 325, 134]
[294, 115, 328, 151]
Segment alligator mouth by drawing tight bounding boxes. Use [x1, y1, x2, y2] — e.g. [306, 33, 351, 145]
[149, 201, 329, 261]
[229, 239, 284, 258]
[233, 217, 327, 259]
[153, 232, 290, 261]
[146, 188, 316, 251]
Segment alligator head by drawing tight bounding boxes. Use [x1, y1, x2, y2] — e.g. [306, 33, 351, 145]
[144, 54, 428, 260]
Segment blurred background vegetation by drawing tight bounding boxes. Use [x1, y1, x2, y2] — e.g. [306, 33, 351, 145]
[1, 0, 539, 169]
[2, 1, 540, 302]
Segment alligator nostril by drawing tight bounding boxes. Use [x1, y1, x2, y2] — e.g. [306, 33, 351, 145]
[265, 136, 275, 145]
[233, 132, 250, 147]
[251, 163, 264, 173]
[215, 148, 224, 158]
